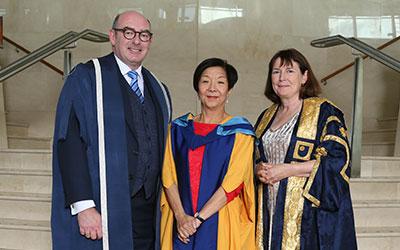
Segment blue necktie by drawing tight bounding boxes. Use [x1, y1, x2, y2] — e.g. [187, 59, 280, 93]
[127, 71, 144, 104]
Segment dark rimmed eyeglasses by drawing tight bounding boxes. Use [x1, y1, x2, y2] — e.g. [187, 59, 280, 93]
[113, 27, 153, 42]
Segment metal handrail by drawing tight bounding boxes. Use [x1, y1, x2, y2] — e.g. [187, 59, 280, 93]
[320, 35, 400, 85]
[3, 35, 63, 75]
[311, 35, 400, 73]
[0, 29, 109, 82]
[311, 35, 400, 177]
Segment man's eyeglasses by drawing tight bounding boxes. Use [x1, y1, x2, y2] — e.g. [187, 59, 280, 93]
[113, 27, 153, 42]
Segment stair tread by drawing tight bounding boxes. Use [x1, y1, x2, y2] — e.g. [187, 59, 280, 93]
[0, 191, 50, 201]
[356, 226, 400, 237]
[6, 122, 29, 128]
[0, 168, 51, 176]
[363, 128, 396, 133]
[362, 141, 394, 145]
[0, 248, 25, 250]
[377, 116, 398, 122]
[351, 177, 400, 182]
[0, 148, 51, 154]
[8, 135, 52, 141]
[362, 156, 400, 161]
[353, 199, 400, 207]
[0, 218, 49, 231]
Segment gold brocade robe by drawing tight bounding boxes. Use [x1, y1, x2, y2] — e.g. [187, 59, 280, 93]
[255, 97, 357, 250]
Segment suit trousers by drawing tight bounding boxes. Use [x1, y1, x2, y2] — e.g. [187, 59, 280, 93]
[131, 187, 156, 250]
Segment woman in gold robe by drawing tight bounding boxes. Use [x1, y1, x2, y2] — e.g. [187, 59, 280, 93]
[255, 49, 357, 250]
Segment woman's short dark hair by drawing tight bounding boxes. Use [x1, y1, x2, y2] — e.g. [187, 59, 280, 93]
[264, 48, 321, 104]
[193, 58, 238, 92]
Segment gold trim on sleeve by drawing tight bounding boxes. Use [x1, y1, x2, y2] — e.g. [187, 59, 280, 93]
[323, 135, 350, 184]
[339, 127, 348, 139]
[302, 154, 322, 207]
[320, 115, 341, 141]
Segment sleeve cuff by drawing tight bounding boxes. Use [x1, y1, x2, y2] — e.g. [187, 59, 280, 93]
[70, 200, 95, 215]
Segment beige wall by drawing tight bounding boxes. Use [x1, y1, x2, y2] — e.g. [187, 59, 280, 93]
[0, 0, 399, 137]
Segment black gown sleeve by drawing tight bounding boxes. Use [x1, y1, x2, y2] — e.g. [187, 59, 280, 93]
[57, 106, 93, 206]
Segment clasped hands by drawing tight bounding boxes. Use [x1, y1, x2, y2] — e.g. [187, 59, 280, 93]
[77, 208, 201, 243]
[175, 213, 202, 244]
[256, 162, 288, 185]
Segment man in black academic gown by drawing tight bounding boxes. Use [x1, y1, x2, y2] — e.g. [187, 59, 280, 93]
[51, 10, 172, 250]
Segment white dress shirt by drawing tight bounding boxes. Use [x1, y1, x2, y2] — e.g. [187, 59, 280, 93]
[115, 55, 145, 96]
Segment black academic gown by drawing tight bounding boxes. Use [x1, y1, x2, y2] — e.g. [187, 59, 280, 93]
[51, 53, 171, 250]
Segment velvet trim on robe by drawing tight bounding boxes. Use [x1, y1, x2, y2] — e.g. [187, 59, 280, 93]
[161, 113, 256, 250]
[189, 122, 217, 213]
[189, 122, 244, 213]
[51, 53, 171, 250]
[255, 97, 357, 250]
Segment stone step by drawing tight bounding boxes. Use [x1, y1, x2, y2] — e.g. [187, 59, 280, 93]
[353, 200, 400, 228]
[8, 136, 52, 150]
[0, 168, 51, 194]
[362, 142, 394, 156]
[0, 248, 25, 250]
[350, 177, 400, 201]
[376, 116, 398, 130]
[361, 156, 400, 177]
[362, 128, 396, 143]
[357, 226, 400, 250]
[6, 122, 29, 137]
[0, 149, 51, 171]
[0, 218, 50, 250]
[0, 192, 50, 221]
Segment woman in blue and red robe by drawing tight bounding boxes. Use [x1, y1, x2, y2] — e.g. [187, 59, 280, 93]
[161, 58, 256, 250]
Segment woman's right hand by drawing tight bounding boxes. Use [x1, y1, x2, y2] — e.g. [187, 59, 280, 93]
[175, 213, 198, 244]
[256, 162, 269, 184]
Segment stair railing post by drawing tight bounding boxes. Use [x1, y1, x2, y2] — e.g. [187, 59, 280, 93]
[63, 49, 72, 79]
[0, 81, 8, 149]
[0, 9, 6, 149]
[394, 102, 400, 156]
[351, 52, 363, 177]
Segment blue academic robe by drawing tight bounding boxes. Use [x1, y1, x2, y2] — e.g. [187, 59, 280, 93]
[255, 97, 357, 250]
[51, 53, 171, 250]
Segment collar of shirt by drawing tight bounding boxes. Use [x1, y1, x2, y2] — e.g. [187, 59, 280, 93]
[114, 54, 145, 96]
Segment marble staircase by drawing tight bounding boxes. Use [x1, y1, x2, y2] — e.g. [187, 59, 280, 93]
[356, 116, 400, 249]
[6, 122, 52, 150]
[0, 122, 51, 249]
[353, 156, 400, 250]
[0, 122, 400, 249]
[362, 116, 397, 156]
